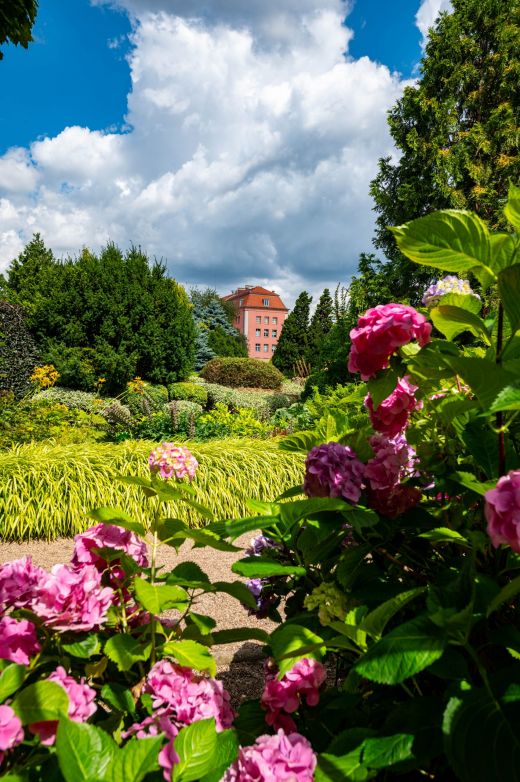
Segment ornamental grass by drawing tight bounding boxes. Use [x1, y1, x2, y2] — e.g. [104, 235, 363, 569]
[0, 440, 304, 541]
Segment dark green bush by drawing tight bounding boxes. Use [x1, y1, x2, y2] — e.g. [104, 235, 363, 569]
[0, 301, 39, 397]
[200, 357, 284, 389]
[169, 382, 208, 407]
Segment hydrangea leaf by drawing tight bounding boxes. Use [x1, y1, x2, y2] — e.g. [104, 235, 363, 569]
[11, 681, 69, 724]
[231, 557, 306, 578]
[199, 729, 239, 782]
[270, 624, 326, 676]
[62, 635, 101, 659]
[133, 578, 189, 614]
[87, 507, 146, 537]
[162, 639, 216, 677]
[104, 635, 151, 672]
[101, 682, 136, 716]
[56, 717, 117, 782]
[0, 664, 27, 703]
[430, 305, 491, 344]
[210, 627, 270, 645]
[504, 182, 520, 232]
[105, 735, 163, 782]
[173, 718, 219, 782]
[166, 561, 211, 589]
[487, 575, 520, 617]
[360, 588, 425, 640]
[436, 292, 482, 315]
[211, 580, 257, 609]
[499, 265, 520, 335]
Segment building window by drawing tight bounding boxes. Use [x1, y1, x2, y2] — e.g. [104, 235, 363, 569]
[272, 344, 276, 352]
[255, 328, 261, 337]
[272, 317, 278, 324]
[271, 329, 277, 337]
[239, 299, 243, 306]
[263, 298, 269, 306]
[264, 316, 269, 324]
[255, 344, 261, 352]
[256, 316, 261, 324]
[263, 344, 269, 352]
[263, 328, 269, 337]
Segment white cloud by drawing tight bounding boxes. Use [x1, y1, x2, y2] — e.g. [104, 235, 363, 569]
[416, 0, 452, 46]
[0, 1, 409, 305]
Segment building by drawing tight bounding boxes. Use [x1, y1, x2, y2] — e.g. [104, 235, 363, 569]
[222, 285, 289, 360]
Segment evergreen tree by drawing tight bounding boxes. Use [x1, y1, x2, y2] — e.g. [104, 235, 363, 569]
[368, 0, 519, 302]
[194, 325, 215, 371]
[190, 288, 247, 367]
[272, 291, 312, 377]
[0, 0, 38, 60]
[306, 288, 333, 365]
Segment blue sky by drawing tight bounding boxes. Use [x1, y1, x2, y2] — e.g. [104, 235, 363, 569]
[0, 0, 448, 302]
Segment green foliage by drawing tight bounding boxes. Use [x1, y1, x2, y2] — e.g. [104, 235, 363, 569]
[191, 288, 246, 368]
[272, 290, 312, 376]
[169, 382, 209, 406]
[306, 288, 333, 366]
[208, 325, 248, 358]
[195, 403, 272, 440]
[0, 301, 39, 397]
[0, 0, 38, 59]
[200, 357, 284, 389]
[31, 387, 103, 412]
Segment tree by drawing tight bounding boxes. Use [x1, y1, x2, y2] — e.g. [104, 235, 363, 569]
[190, 288, 247, 368]
[0, 301, 39, 396]
[272, 291, 312, 377]
[306, 288, 333, 365]
[0, 0, 38, 60]
[368, 0, 520, 302]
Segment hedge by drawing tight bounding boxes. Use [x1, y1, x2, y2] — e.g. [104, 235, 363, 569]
[168, 382, 208, 407]
[200, 357, 284, 389]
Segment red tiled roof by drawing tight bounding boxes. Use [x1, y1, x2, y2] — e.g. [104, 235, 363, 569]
[223, 286, 288, 311]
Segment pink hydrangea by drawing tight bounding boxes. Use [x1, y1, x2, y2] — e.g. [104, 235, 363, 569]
[0, 557, 46, 612]
[0, 616, 40, 665]
[365, 377, 423, 438]
[149, 443, 198, 481]
[72, 523, 148, 572]
[29, 666, 97, 746]
[485, 471, 520, 553]
[304, 442, 365, 504]
[348, 304, 431, 380]
[365, 434, 418, 492]
[143, 659, 234, 731]
[222, 730, 316, 782]
[0, 705, 24, 758]
[367, 485, 422, 519]
[30, 563, 113, 633]
[261, 658, 326, 732]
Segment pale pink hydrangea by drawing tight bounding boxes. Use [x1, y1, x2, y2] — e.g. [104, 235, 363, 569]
[0, 704, 24, 766]
[29, 666, 97, 746]
[222, 730, 316, 782]
[0, 557, 46, 612]
[365, 377, 423, 438]
[149, 443, 198, 481]
[30, 563, 113, 632]
[261, 658, 327, 732]
[304, 442, 365, 504]
[485, 471, 520, 553]
[0, 616, 40, 665]
[365, 434, 418, 492]
[348, 304, 431, 380]
[72, 523, 148, 571]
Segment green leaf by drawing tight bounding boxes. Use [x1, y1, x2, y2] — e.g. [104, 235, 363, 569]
[452, 471, 495, 496]
[0, 664, 26, 703]
[211, 627, 270, 645]
[367, 369, 399, 409]
[104, 635, 151, 672]
[186, 612, 216, 636]
[62, 634, 101, 659]
[418, 528, 471, 547]
[505, 182, 520, 232]
[499, 264, 520, 334]
[279, 429, 322, 453]
[173, 718, 219, 782]
[461, 419, 500, 479]
[270, 624, 326, 676]
[133, 578, 189, 614]
[106, 736, 163, 782]
[487, 575, 520, 616]
[391, 210, 495, 286]
[117, 475, 156, 497]
[361, 733, 415, 769]
[354, 616, 446, 684]
[231, 557, 305, 578]
[430, 305, 490, 344]
[489, 380, 520, 413]
[275, 485, 304, 500]
[162, 639, 216, 676]
[212, 580, 257, 609]
[159, 519, 239, 552]
[316, 731, 414, 782]
[361, 588, 425, 640]
[223, 515, 280, 539]
[233, 700, 267, 746]
[436, 291, 482, 315]
[11, 681, 69, 724]
[200, 729, 239, 782]
[443, 355, 516, 410]
[101, 682, 136, 715]
[166, 561, 211, 589]
[87, 507, 146, 537]
[56, 718, 117, 782]
[278, 498, 351, 528]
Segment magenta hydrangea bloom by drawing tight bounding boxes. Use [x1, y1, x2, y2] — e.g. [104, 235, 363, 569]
[365, 377, 422, 438]
[485, 471, 520, 552]
[367, 485, 422, 519]
[422, 275, 480, 308]
[30, 563, 114, 633]
[149, 443, 198, 481]
[348, 304, 431, 380]
[143, 659, 234, 731]
[222, 730, 316, 782]
[72, 523, 148, 571]
[29, 666, 97, 746]
[0, 704, 24, 766]
[0, 616, 40, 665]
[0, 557, 46, 612]
[261, 658, 326, 731]
[365, 434, 418, 492]
[304, 442, 365, 504]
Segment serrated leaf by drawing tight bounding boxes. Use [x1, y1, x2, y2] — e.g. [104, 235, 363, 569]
[11, 681, 69, 724]
[223, 515, 280, 539]
[56, 718, 117, 782]
[133, 578, 189, 614]
[162, 639, 216, 676]
[212, 580, 257, 609]
[101, 682, 136, 715]
[159, 519, 239, 552]
[418, 528, 471, 547]
[275, 485, 305, 500]
[360, 588, 425, 640]
[279, 430, 322, 453]
[106, 735, 163, 782]
[211, 627, 270, 645]
[187, 612, 216, 636]
[62, 634, 101, 659]
[487, 575, 520, 616]
[173, 718, 219, 782]
[87, 507, 146, 537]
[270, 624, 325, 676]
[452, 471, 495, 495]
[0, 664, 26, 703]
[436, 292, 482, 315]
[443, 355, 516, 410]
[489, 381, 520, 413]
[430, 305, 490, 344]
[199, 729, 239, 782]
[231, 557, 306, 578]
[104, 635, 151, 672]
[166, 561, 211, 589]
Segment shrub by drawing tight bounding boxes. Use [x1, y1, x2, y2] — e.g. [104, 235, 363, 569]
[31, 387, 101, 412]
[200, 357, 284, 389]
[195, 403, 271, 440]
[169, 382, 208, 406]
[124, 382, 169, 417]
[43, 344, 98, 392]
[0, 301, 39, 397]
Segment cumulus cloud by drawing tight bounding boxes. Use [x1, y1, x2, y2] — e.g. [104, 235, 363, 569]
[0, 0, 410, 304]
[416, 0, 452, 46]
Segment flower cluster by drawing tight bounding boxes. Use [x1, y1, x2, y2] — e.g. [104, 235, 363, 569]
[0, 705, 24, 767]
[365, 377, 422, 438]
[222, 730, 316, 782]
[127, 376, 147, 395]
[0, 556, 47, 611]
[304, 582, 348, 626]
[0, 616, 40, 665]
[422, 275, 481, 308]
[348, 304, 431, 380]
[148, 443, 198, 481]
[246, 534, 282, 557]
[72, 523, 149, 571]
[261, 658, 327, 732]
[485, 471, 520, 553]
[246, 578, 279, 619]
[304, 442, 365, 503]
[365, 434, 421, 518]
[29, 667, 97, 746]
[30, 364, 60, 389]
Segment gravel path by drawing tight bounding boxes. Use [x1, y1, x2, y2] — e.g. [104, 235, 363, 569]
[0, 535, 273, 707]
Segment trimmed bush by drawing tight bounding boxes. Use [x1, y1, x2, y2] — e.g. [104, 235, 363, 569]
[169, 381, 208, 406]
[31, 387, 101, 412]
[200, 357, 284, 389]
[125, 383, 169, 417]
[0, 440, 304, 539]
[0, 301, 39, 397]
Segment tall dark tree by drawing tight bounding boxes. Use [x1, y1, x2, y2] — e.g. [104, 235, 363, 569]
[272, 291, 312, 377]
[0, 0, 38, 60]
[306, 288, 333, 366]
[369, 0, 520, 302]
[0, 302, 39, 397]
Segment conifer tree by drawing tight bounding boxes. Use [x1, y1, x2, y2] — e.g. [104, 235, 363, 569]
[306, 288, 333, 365]
[272, 291, 312, 376]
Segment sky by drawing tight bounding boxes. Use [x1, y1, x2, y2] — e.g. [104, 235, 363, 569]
[0, 0, 452, 305]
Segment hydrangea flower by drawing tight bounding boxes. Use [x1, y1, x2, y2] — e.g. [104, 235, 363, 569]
[367, 484, 422, 519]
[422, 276, 481, 308]
[304, 442, 365, 504]
[365, 377, 422, 438]
[261, 658, 327, 732]
[0, 556, 46, 612]
[348, 304, 431, 380]
[0, 704, 24, 766]
[304, 582, 348, 626]
[246, 534, 282, 557]
[30, 563, 114, 633]
[0, 616, 40, 665]
[365, 434, 419, 492]
[29, 667, 97, 746]
[148, 443, 198, 481]
[485, 471, 520, 552]
[222, 730, 316, 782]
[246, 578, 278, 619]
[72, 523, 148, 571]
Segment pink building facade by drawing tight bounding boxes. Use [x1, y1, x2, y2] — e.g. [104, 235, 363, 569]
[222, 286, 289, 361]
